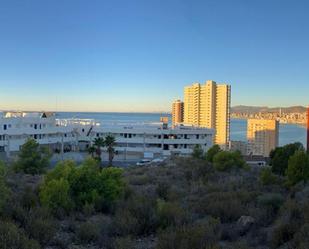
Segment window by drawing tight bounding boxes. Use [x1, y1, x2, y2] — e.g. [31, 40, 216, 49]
[3, 125, 7, 130]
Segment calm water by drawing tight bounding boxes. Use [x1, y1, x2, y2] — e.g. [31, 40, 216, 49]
[57, 112, 306, 147]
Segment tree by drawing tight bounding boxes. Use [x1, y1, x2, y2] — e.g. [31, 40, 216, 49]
[39, 158, 125, 212]
[104, 135, 116, 166]
[88, 145, 96, 158]
[93, 137, 105, 161]
[40, 178, 73, 213]
[270, 142, 304, 175]
[206, 145, 222, 162]
[213, 151, 247, 171]
[14, 139, 51, 175]
[191, 145, 204, 159]
[286, 150, 309, 186]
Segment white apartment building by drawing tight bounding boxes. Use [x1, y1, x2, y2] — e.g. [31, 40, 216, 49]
[184, 80, 231, 149]
[0, 112, 214, 159]
[0, 112, 77, 156]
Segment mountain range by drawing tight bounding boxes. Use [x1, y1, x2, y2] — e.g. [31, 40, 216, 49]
[231, 105, 307, 114]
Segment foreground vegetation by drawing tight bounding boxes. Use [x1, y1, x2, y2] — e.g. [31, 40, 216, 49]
[1, 139, 309, 248]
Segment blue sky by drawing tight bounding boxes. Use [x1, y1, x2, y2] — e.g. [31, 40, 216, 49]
[0, 0, 308, 112]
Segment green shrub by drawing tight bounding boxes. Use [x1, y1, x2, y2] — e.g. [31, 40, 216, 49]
[14, 139, 51, 175]
[213, 151, 247, 171]
[191, 145, 204, 159]
[39, 158, 125, 213]
[294, 224, 309, 249]
[206, 145, 222, 163]
[26, 216, 56, 246]
[259, 167, 279, 185]
[157, 200, 187, 229]
[200, 192, 246, 222]
[271, 222, 296, 249]
[257, 193, 284, 213]
[77, 222, 99, 244]
[286, 150, 309, 186]
[156, 218, 221, 249]
[0, 161, 9, 213]
[270, 142, 304, 175]
[40, 178, 73, 213]
[0, 221, 41, 249]
[113, 236, 134, 249]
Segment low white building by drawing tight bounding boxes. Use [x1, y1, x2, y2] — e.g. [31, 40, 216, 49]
[0, 112, 214, 159]
[91, 124, 214, 158]
[0, 112, 77, 156]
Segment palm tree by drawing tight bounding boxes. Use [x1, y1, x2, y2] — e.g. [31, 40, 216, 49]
[93, 137, 105, 161]
[104, 135, 116, 166]
[87, 145, 96, 158]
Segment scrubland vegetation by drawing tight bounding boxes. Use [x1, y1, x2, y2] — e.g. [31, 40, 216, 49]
[1, 139, 309, 249]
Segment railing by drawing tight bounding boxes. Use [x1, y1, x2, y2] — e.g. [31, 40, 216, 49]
[56, 118, 99, 127]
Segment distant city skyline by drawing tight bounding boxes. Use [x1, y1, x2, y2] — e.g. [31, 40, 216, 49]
[1, 0, 309, 112]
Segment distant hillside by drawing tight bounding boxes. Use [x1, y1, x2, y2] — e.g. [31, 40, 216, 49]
[231, 105, 307, 114]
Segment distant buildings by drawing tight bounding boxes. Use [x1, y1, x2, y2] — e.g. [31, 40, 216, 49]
[247, 119, 279, 157]
[183, 80, 231, 149]
[172, 100, 184, 127]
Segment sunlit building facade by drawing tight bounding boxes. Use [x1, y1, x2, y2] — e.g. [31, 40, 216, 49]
[172, 100, 184, 126]
[183, 80, 231, 149]
[247, 119, 279, 157]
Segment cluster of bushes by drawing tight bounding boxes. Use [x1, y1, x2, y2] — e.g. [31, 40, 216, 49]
[40, 158, 125, 214]
[2, 138, 309, 248]
[267, 142, 309, 186]
[192, 145, 248, 171]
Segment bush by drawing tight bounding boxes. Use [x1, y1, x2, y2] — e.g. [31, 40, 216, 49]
[206, 145, 222, 163]
[156, 218, 221, 249]
[257, 193, 284, 213]
[286, 150, 309, 186]
[200, 192, 247, 222]
[270, 142, 304, 176]
[40, 178, 73, 214]
[0, 161, 9, 213]
[77, 222, 99, 244]
[14, 139, 51, 175]
[0, 221, 41, 249]
[157, 200, 187, 229]
[191, 145, 204, 159]
[271, 222, 296, 249]
[113, 236, 134, 249]
[259, 167, 279, 185]
[26, 216, 56, 246]
[213, 151, 247, 171]
[39, 158, 125, 213]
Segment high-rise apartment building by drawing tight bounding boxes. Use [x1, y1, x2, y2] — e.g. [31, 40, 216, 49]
[172, 100, 184, 126]
[183, 80, 231, 148]
[247, 119, 279, 157]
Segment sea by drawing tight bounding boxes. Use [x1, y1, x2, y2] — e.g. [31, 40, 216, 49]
[56, 112, 307, 147]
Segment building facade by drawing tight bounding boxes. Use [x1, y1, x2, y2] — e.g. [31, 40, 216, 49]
[0, 112, 214, 159]
[247, 119, 279, 157]
[228, 140, 247, 155]
[172, 100, 184, 127]
[183, 80, 231, 149]
[91, 124, 214, 158]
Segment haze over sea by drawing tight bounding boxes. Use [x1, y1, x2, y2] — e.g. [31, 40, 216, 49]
[57, 112, 306, 147]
